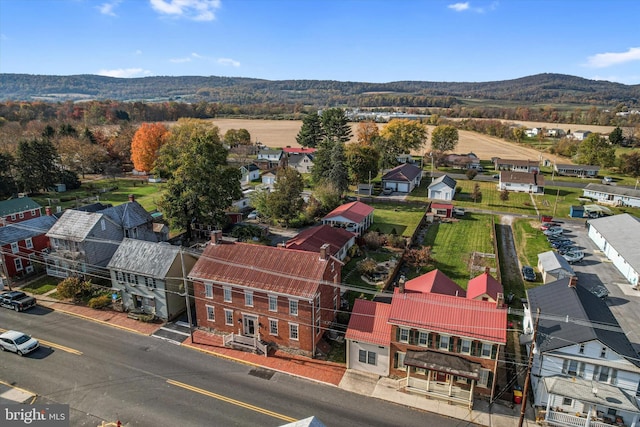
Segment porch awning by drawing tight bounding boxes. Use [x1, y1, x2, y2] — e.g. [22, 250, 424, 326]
[544, 375, 640, 413]
[404, 350, 481, 380]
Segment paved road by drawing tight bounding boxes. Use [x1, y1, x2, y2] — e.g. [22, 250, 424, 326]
[0, 308, 464, 427]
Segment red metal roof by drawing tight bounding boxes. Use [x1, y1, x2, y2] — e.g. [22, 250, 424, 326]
[466, 272, 503, 301]
[431, 203, 453, 210]
[283, 147, 317, 154]
[345, 299, 392, 346]
[285, 224, 354, 256]
[188, 242, 331, 300]
[389, 289, 507, 343]
[323, 201, 374, 224]
[404, 269, 466, 297]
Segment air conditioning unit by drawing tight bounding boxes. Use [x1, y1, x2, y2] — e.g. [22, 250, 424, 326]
[25, 265, 34, 274]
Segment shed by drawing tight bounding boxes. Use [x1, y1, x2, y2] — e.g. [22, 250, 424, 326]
[537, 251, 574, 284]
[569, 205, 585, 218]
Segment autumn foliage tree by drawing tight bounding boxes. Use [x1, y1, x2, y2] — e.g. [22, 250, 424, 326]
[131, 123, 168, 172]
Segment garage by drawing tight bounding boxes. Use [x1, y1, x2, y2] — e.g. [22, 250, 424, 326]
[397, 183, 410, 193]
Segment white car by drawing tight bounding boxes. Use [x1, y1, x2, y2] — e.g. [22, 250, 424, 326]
[247, 210, 260, 220]
[563, 250, 585, 264]
[0, 330, 40, 356]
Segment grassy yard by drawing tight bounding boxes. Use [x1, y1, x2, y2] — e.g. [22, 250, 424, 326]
[422, 213, 496, 288]
[369, 202, 426, 238]
[454, 180, 539, 215]
[20, 275, 62, 294]
[341, 249, 400, 299]
[511, 218, 548, 289]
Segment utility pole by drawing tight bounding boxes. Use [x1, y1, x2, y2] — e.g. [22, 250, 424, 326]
[519, 307, 541, 427]
[552, 188, 560, 217]
[179, 248, 194, 342]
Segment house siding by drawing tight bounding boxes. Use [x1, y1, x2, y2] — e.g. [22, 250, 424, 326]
[588, 226, 640, 286]
[1, 233, 50, 277]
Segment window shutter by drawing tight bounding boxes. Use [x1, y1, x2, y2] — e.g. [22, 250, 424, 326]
[487, 371, 494, 389]
[393, 352, 399, 368]
[455, 338, 461, 353]
[562, 359, 568, 374]
[395, 327, 400, 342]
[428, 333, 434, 348]
[449, 338, 454, 352]
[410, 329, 418, 345]
[491, 344, 498, 359]
[435, 334, 441, 348]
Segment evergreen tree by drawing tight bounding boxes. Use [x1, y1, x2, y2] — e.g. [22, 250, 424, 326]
[321, 108, 352, 143]
[311, 138, 334, 184]
[328, 142, 349, 194]
[15, 138, 60, 193]
[296, 113, 323, 148]
[267, 167, 304, 227]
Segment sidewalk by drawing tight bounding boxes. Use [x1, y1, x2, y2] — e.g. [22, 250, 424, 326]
[31, 293, 536, 426]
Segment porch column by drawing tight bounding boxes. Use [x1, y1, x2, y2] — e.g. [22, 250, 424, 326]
[545, 395, 552, 422]
[426, 370, 430, 392]
[585, 405, 593, 427]
[631, 413, 639, 427]
[405, 368, 410, 389]
[448, 376, 453, 397]
[469, 379, 474, 402]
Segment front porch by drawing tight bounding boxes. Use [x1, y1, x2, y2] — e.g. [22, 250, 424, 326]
[223, 332, 268, 357]
[402, 376, 473, 407]
[539, 409, 625, 427]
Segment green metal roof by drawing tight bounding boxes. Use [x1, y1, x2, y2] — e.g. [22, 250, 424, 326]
[0, 197, 42, 217]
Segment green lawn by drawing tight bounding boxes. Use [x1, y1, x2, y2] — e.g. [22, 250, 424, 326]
[20, 275, 62, 294]
[369, 202, 426, 238]
[454, 180, 539, 215]
[422, 213, 496, 287]
[511, 219, 548, 287]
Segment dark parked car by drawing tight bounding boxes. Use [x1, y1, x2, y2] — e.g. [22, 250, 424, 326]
[522, 266, 536, 282]
[0, 291, 36, 312]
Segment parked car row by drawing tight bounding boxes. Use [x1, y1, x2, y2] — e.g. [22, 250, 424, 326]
[543, 225, 585, 264]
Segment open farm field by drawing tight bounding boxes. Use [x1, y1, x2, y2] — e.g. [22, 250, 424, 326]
[210, 118, 572, 164]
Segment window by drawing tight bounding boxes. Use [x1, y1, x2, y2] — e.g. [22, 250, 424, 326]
[593, 366, 616, 384]
[418, 331, 429, 346]
[481, 343, 492, 358]
[204, 283, 213, 299]
[101, 219, 106, 231]
[224, 309, 233, 326]
[398, 328, 409, 343]
[461, 339, 471, 354]
[14, 258, 23, 271]
[245, 291, 253, 307]
[127, 273, 137, 285]
[600, 347, 607, 358]
[223, 286, 232, 302]
[146, 277, 157, 289]
[477, 369, 491, 388]
[18, 212, 24, 219]
[395, 352, 406, 370]
[579, 344, 585, 354]
[289, 323, 299, 341]
[10, 242, 18, 254]
[268, 295, 277, 312]
[289, 299, 298, 316]
[206, 305, 215, 321]
[116, 271, 124, 282]
[269, 319, 278, 335]
[315, 316, 321, 336]
[563, 360, 584, 378]
[439, 335, 450, 351]
[25, 238, 33, 249]
[358, 350, 377, 365]
[10, 214, 16, 220]
[31, 209, 37, 216]
[562, 397, 573, 407]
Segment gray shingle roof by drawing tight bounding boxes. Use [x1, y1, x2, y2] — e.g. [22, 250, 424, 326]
[584, 183, 640, 199]
[538, 250, 574, 275]
[382, 163, 422, 182]
[99, 201, 153, 229]
[0, 215, 57, 244]
[107, 238, 180, 278]
[428, 174, 457, 189]
[527, 278, 640, 367]
[588, 214, 640, 272]
[46, 210, 105, 241]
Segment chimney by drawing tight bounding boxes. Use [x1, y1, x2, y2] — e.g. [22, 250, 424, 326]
[398, 275, 406, 293]
[277, 242, 286, 248]
[128, 194, 135, 202]
[210, 230, 222, 245]
[319, 243, 330, 260]
[496, 292, 504, 309]
[569, 276, 578, 288]
[45, 206, 52, 216]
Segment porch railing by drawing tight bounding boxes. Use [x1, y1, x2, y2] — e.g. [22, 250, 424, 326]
[545, 410, 619, 427]
[403, 376, 472, 407]
[223, 333, 268, 357]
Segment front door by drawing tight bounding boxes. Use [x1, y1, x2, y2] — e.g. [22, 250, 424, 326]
[243, 315, 257, 337]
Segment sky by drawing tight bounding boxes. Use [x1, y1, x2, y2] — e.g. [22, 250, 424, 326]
[1, 0, 640, 85]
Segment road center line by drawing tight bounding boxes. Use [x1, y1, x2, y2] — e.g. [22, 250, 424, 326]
[166, 379, 297, 423]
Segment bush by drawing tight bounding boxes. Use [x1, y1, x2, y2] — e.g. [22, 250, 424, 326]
[57, 277, 92, 301]
[466, 169, 478, 180]
[87, 294, 112, 309]
[362, 231, 386, 249]
[387, 234, 406, 249]
[357, 258, 378, 276]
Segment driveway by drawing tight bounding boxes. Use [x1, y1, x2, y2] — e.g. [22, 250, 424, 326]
[550, 219, 640, 352]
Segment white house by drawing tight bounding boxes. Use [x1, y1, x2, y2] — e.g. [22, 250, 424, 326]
[345, 299, 392, 376]
[588, 214, 640, 287]
[261, 172, 276, 187]
[537, 250, 574, 283]
[571, 130, 592, 141]
[321, 201, 374, 236]
[523, 277, 640, 427]
[239, 164, 260, 183]
[499, 171, 545, 193]
[428, 175, 457, 201]
[232, 188, 255, 211]
[583, 184, 640, 208]
[555, 164, 600, 178]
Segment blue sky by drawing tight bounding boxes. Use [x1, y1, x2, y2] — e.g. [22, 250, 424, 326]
[1, 0, 639, 84]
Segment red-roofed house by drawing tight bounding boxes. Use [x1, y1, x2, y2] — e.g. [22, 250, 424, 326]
[321, 201, 374, 236]
[403, 269, 466, 297]
[188, 232, 341, 357]
[466, 269, 504, 303]
[283, 147, 317, 155]
[381, 163, 423, 193]
[345, 299, 392, 376]
[389, 288, 507, 407]
[285, 224, 356, 261]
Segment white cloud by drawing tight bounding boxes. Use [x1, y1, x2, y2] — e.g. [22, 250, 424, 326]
[98, 0, 121, 16]
[149, 0, 221, 21]
[217, 57, 240, 67]
[585, 47, 640, 68]
[96, 68, 151, 78]
[448, 2, 469, 11]
[170, 56, 192, 63]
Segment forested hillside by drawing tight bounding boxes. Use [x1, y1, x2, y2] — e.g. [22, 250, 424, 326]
[1, 73, 639, 107]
